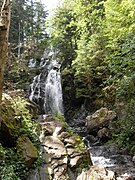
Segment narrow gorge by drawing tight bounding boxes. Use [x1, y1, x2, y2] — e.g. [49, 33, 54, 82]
[1, 0, 135, 179]
[27, 50, 135, 180]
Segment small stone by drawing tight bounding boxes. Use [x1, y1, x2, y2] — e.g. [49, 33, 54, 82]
[76, 165, 115, 180]
[41, 121, 64, 136]
[64, 137, 76, 145]
[58, 131, 70, 140]
[70, 156, 82, 167]
[132, 156, 135, 163]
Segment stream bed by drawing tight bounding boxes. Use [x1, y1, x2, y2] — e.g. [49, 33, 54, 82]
[89, 144, 135, 179]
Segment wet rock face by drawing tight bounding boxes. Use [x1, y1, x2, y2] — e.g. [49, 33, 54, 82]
[67, 105, 88, 136]
[90, 144, 135, 179]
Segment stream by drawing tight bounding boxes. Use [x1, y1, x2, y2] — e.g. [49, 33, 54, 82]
[83, 137, 135, 179]
[29, 50, 135, 179]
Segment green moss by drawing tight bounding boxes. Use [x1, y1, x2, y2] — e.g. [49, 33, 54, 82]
[52, 113, 65, 124]
[17, 135, 38, 168]
[74, 135, 85, 151]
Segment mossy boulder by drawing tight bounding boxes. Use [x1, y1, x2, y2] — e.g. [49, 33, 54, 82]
[0, 92, 38, 148]
[16, 135, 38, 168]
[0, 94, 21, 147]
[86, 107, 116, 133]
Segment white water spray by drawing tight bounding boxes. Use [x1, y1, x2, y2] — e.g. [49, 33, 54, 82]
[29, 57, 63, 114]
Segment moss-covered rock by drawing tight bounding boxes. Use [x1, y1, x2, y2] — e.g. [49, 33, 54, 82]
[0, 92, 39, 148]
[86, 107, 116, 133]
[0, 91, 40, 179]
[0, 93, 21, 147]
[17, 135, 38, 168]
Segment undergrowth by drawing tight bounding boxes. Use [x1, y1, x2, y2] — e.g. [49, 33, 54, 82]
[0, 94, 41, 179]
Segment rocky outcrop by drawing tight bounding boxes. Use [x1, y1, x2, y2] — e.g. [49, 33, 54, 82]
[28, 115, 115, 180]
[0, 92, 39, 175]
[16, 135, 38, 168]
[28, 115, 91, 180]
[41, 116, 91, 180]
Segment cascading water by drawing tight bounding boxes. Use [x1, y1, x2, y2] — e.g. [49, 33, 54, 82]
[29, 52, 64, 114]
[44, 62, 63, 114]
[83, 137, 135, 179]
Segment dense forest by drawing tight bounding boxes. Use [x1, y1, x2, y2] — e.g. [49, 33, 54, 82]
[51, 0, 135, 150]
[0, 0, 135, 179]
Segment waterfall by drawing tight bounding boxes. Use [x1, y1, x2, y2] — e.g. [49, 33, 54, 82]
[44, 62, 63, 114]
[29, 54, 64, 114]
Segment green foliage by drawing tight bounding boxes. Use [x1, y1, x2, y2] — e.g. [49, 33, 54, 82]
[12, 96, 39, 144]
[0, 93, 41, 178]
[9, 0, 48, 56]
[104, 0, 135, 81]
[111, 99, 135, 154]
[5, 56, 30, 89]
[50, 0, 78, 66]
[72, 32, 107, 98]
[116, 74, 135, 100]
[0, 145, 28, 179]
[52, 112, 75, 133]
[50, 0, 135, 152]
[52, 112, 65, 123]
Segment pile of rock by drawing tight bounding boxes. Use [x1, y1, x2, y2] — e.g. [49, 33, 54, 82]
[28, 115, 115, 180]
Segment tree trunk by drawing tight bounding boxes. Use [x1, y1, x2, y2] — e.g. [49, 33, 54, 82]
[0, 0, 11, 109]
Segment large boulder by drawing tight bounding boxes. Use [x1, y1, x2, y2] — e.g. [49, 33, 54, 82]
[40, 120, 64, 136]
[76, 165, 115, 180]
[28, 116, 92, 180]
[17, 135, 38, 168]
[86, 107, 116, 133]
[0, 94, 21, 147]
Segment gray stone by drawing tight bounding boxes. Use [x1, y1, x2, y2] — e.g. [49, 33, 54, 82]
[64, 137, 76, 145]
[70, 156, 82, 167]
[27, 164, 51, 180]
[76, 165, 115, 180]
[43, 136, 66, 158]
[58, 132, 70, 140]
[40, 121, 64, 136]
[97, 127, 110, 139]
